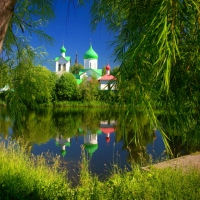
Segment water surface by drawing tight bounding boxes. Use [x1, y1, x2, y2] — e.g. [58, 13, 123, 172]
[1, 107, 199, 181]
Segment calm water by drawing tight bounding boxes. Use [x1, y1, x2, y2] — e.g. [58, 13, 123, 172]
[0, 107, 199, 181]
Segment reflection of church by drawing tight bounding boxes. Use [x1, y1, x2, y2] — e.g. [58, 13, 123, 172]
[55, 135, 71, 157]
[55, 120, 116, 157]
[100, 120, 116, 144]
[83, 130, 100, 157]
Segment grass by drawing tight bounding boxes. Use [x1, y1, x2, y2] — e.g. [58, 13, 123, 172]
[0, 139, 72, 200]
[0, 139, 200, 200]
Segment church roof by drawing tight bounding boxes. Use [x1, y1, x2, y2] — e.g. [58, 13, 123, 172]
[55, 56, 70, 62]
[74, 69, 103, 84]
[55, 57, 59, 61]
[99, 74, 116, 81]
[65, 141, 71, 147]
[79, 69, 102, 76]
[84, 45, 98, 59]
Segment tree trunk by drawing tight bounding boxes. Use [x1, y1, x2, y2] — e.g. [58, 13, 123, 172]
[0, 0, 17, 54]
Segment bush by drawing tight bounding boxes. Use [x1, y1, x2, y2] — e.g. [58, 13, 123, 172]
[55, 73, 77, 101]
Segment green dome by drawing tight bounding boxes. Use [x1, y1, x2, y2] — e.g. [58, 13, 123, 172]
[60, 45, 66, 53]
[84, 143, 98, 157]
[84, 45, 98, 59]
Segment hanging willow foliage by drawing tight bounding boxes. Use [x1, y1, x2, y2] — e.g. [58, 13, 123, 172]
[90, 0, 200, 153]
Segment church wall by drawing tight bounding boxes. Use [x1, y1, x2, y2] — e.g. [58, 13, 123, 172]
[84, 59, 98, 69]
[100, 80, 116, 90]
[100, 81, 109, 90]
[56, 57, 70, 73]
[84, 134, 98, 145]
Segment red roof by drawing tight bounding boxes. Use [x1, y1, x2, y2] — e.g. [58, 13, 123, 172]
[100, 128, 115, 134]
[99, 74, 116, 81]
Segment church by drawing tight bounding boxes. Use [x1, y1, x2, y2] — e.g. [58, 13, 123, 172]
[55, 44, 116, 90]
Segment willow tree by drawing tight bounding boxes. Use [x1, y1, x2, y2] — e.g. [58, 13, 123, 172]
[1, 0, 55, 63]
[0, 0, 57, 127]
[89, 0, 200, 150]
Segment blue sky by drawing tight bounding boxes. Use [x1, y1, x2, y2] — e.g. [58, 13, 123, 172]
[30, 1, 118, 72]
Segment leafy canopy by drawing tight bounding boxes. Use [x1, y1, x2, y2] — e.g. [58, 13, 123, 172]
[70, 64, 84, 74]
[89, 0, 200, 151]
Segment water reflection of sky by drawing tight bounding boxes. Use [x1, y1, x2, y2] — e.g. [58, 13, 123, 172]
[147, 130, 166, 161]
[31, 129, 166, 179]
[31, 132, 130, 175]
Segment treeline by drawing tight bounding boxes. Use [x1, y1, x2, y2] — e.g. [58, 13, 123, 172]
[0, 60, 124, 109]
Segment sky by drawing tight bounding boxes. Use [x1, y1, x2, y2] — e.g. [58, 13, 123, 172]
[29, 1, 118, 72]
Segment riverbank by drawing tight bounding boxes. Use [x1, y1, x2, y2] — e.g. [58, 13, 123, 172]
[0, 99, 121, 108]
[0, 139, 200, 200]
[40, 100, 120, 108]
[143, 152, 200, 171]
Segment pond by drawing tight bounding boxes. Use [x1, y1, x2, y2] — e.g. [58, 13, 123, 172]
[0, 107, 200, 183]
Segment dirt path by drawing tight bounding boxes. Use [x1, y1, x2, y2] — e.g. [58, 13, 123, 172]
[143, 153, 200, 170]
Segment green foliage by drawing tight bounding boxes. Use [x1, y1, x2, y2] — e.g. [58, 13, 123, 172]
[98, 90, 119, 104]
[102, 66, 106, 75]
[12, 108, 57, 146]
[0, 61, 11, 88]
[11, 63, 57, 106]
[55, 72, 77, 101]
[3, 54, 57, 125]
[70, 64, 84, 74]
[78, 76, 99, 101]
[0, 140, 71, 200]
[110, 66, 119, 76]
[89, 0, 200, 153]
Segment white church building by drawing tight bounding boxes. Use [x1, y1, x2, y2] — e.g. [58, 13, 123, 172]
[55, 44, 116, 90]
[55, 46, 71, 76]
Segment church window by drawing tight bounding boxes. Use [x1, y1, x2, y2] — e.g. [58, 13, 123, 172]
[63, 64, 66, 71]
[58, 64, 61, 71]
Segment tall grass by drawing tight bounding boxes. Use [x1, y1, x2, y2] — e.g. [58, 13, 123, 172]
[0, 139, 72, 200]
[0, 139, 200, 199]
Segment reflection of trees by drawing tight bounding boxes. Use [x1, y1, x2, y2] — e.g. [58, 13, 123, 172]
[1, 107, 119, 148]
[116, 111, 155, 165]
[159, 114, 200, 157]
[1, 106, 200, 161]
[52, 108, 119, 137]
[12, 108, 56, 152]
[115, 109, 200, 164]
[52, 108, 81, 137]
[0, 107, 12, 138]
